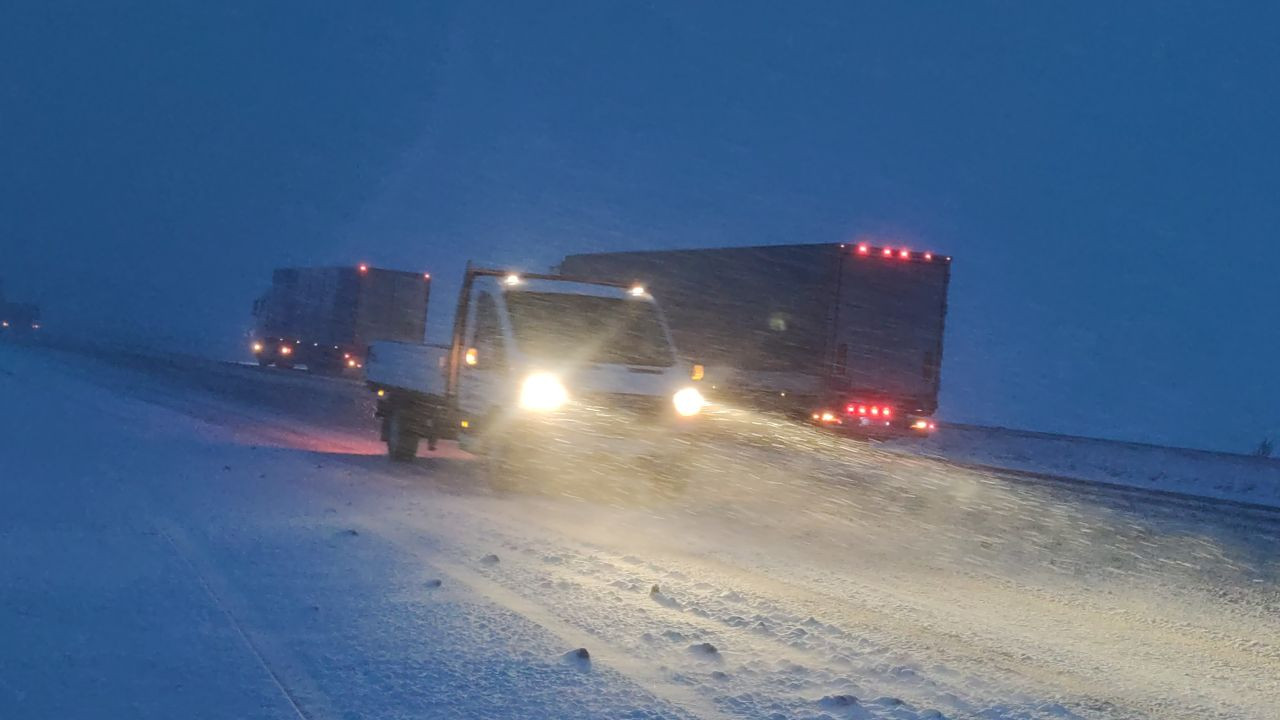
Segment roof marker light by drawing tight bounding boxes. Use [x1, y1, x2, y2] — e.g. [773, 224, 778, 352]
[358, 263, 369, 273]
[882, 248, 893, 257]
[423, 273, 431, 279]
[924, 252, 933, 261]
[857, 243, 870, 255]
[899, 249, 910, 259]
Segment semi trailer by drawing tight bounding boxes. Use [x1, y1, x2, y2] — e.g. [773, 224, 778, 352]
[364, 266, 707, 471]
[558, 242, 951, 434]
[250, 264, 430, 373]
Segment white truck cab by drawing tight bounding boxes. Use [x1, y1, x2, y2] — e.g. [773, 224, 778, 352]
[366, 268, 706, 467]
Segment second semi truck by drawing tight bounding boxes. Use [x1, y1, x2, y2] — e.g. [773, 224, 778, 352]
[559, 242, 951, 433]
[251, 264, 430, 373]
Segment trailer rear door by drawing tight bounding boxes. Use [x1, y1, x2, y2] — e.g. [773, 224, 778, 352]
[834, 253, 949, 410]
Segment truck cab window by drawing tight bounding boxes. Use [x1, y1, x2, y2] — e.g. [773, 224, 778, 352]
[471, 292, 506, 369]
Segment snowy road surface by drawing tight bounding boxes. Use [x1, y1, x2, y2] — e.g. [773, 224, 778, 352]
[2, 343, 1278, 719]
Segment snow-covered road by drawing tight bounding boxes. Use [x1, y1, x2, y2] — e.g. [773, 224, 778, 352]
[2, 343, 1277, 719]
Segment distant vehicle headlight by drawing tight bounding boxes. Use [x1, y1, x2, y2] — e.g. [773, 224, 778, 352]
[519, 372, 568, 412]
[672, 387, 706, 417]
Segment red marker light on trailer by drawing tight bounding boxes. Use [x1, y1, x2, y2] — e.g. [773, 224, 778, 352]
[899, 249, 910, 259]
[857, 405, 867, 415]
[882, 248, 893, 257]
[883, 407, 892, 418]
[846, 404, 856, 414]
[423, 273, 431, 279]
[358, 263, 369, 273]
[923, 252, 933, 261]
[871, 406, 880, 416]
[857, 243, 870, 255]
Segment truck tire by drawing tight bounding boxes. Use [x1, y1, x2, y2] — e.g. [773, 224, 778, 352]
[386, 411, 419, 462]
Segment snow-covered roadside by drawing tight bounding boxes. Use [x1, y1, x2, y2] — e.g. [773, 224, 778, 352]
[4, 342, 1280, 719]
[885, 425, 1280, 509]
[0, 344, 698, 719]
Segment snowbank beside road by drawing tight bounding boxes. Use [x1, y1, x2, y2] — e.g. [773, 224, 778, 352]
[888, 424, 1280, 509]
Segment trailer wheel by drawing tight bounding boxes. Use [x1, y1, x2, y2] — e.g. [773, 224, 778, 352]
[386, 411, 419, 462]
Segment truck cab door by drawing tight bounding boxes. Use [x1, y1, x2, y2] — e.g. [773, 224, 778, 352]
[456, 289, 509, 426]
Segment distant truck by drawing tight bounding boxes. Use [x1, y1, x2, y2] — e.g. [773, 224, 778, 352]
[251, 264, 430, 373]
[364, 266, 706, 468]
[0, 278, 41, 335]
[558, 242, 951, 434]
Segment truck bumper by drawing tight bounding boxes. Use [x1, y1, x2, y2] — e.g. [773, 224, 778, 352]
[462, 408, 709, 469]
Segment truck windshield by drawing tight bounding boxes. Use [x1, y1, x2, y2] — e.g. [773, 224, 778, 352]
[504, 292, 674, 367]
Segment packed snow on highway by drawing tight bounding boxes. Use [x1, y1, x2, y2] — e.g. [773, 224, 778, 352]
[2, 342, 1278, 720]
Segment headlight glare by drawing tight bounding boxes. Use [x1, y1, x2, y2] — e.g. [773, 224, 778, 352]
[519, 372, 568, 412]
[673, 387, 706, 417]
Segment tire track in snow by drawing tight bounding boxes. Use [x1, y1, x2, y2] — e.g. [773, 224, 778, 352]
[158, 522, 339, 720]
[359, 519, 740, 720]
[373, 503, 1088, 719]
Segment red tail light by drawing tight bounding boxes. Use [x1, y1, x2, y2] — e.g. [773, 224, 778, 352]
[871, 406, 880, 416]
[883, 407, 892, 418]
[858, 405, 867, 415]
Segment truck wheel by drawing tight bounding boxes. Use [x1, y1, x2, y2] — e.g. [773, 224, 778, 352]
[386, 411, 419, 462]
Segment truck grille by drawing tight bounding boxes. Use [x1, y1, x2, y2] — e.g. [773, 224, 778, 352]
[577, 392, 669, 421]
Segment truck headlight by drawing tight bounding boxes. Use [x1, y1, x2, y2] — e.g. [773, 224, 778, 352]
[672, 387, 706, 417]
[519, 372, 568, 412]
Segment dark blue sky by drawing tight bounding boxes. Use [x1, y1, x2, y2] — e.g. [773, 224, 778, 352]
[3, 2, 1277, 452]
